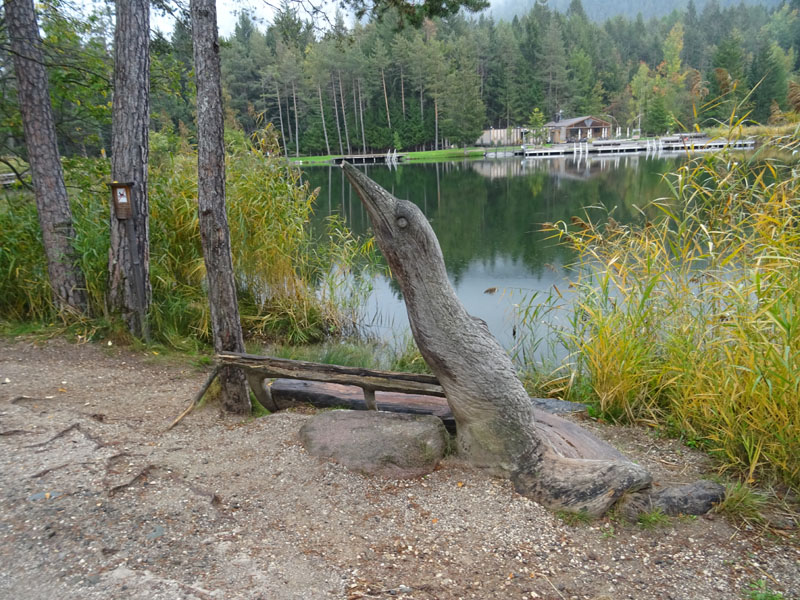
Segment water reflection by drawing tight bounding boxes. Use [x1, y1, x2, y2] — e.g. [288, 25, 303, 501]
[304, 156, 680, 350]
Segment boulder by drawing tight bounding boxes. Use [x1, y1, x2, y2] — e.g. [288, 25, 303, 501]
[617, 479, 726, 520]
[298, 410, 448, 478]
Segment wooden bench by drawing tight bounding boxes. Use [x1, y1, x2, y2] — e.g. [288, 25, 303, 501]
[216, 352, 444, 412]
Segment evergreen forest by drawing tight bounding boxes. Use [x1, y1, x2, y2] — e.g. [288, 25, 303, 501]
[2, 0, 800, 162]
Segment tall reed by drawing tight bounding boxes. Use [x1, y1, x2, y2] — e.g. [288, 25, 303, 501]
[525, 126, 800, 491]
[0, 125, 378, 346]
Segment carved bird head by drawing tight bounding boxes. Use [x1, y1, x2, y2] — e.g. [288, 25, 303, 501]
[342, 162, 446, 290]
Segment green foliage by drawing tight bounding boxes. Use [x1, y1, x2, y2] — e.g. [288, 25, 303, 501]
[745, 580, 785, 600]
[0, 125, 378, 348]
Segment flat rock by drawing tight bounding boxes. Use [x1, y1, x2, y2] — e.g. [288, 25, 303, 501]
[298, 410, 448, 478]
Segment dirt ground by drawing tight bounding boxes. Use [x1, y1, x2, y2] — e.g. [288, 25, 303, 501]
[0, 337, 797, 600]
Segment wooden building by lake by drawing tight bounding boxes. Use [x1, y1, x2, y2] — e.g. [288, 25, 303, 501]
[544, 116, 613, 144]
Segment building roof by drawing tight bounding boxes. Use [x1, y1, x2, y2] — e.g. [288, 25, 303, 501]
[544, 116, 611, 128]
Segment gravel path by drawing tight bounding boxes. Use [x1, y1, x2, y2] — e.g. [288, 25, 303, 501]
[0, 338, 797, 599]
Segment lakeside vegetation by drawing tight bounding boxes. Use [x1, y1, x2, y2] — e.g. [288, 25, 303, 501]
[0, 126, 379, 349]
[512, 125, 800, 494]
[3, 124, 799, 500]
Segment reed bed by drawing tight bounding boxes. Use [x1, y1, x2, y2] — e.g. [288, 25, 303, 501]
[525, 126, 800, 492]
[0, 126, 378, 347]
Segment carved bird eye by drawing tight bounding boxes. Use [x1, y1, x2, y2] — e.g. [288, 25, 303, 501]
[396, 216, 408, 229]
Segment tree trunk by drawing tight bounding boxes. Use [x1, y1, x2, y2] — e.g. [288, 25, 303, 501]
[358, 79, 367, 153]
[337, 71, 351, 155]
[400, 65, 406, 119]
[434, 97, 439, 151]
[276, 83, 288, 158]
[190, 0, 250, 414]
[284, 95, 292, 146]
[291, 80, 299, 157]
[351, 81, 360, 149]
[381, 67, 392, 130]
[5, 0, 88, 315]
[109, 0, 150, 340]
[330, 76, 344, 155]
[317, 84, 331, 156]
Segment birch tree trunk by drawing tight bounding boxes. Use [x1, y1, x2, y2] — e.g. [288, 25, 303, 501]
[5, 0, 88, 315]
[275, 83, 288, 158]
[381, 68, 392, 130]
[434, 97, 439, 151]
[400, 65, 406, 119]
[330, 76, 344, 155]
[190, 0, 250, 414]
[109, 0, 150, 339]
[358, 79, 367, 152]
[317, 84, 330, 156]
[351, 82, 360, 149]
[291, 80, 299, 157]
[337, 71, 351, 155]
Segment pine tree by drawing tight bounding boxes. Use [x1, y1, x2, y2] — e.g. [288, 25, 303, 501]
[536, 19, 570, 119]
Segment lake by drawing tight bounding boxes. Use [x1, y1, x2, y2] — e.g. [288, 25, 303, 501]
[303, 154, 681, 351]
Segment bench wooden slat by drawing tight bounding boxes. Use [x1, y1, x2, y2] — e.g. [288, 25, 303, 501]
[216, 352, 445, 411]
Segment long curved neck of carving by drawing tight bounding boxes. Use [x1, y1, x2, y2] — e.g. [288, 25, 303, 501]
[389, 228, 541, 475]
[342, 162, 540, 473]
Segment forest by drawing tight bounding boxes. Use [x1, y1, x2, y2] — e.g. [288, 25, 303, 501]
[2, 0, 800, 163]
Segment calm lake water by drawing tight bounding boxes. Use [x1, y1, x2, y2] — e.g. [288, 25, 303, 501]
[303, 154, 681, 349]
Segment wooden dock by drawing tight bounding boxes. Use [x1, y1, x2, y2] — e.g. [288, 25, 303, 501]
[518, 137, 755, 158]
[331, 153, 406, 165]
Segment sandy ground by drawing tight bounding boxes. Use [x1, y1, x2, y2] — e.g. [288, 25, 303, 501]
[0, 337, 797, 600]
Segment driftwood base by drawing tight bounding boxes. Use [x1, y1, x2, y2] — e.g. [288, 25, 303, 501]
[270, 379, 723, 518]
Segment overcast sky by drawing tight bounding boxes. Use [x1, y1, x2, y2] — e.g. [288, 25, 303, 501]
[150, 0, 344, 38]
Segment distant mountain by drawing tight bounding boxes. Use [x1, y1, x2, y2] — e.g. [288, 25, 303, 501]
[488, 0, 783, 22]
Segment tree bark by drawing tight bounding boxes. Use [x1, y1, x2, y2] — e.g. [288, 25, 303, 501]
[434, 97, 439, 151]
[337, 71, 351, 155]
[291, 80, 299, 157]
[381, 67, 392, 130]
[317, 84, 331, 156]
[351, 81, 360, 149]
[358, 79, 367, 153]
[5, 0, 88, 315]
[190, 0, 250, 414]
[400, 65, 406, 119]
[109, 0, 150, 339]
[330, 76, 344, 155]
[275, 83, 288, 158]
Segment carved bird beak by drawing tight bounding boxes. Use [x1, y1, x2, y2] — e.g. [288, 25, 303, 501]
[341, 162, 394, 236]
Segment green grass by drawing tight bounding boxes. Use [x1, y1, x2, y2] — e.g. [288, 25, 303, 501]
[555, 509, 593, 526]
[714, 481, 769, 526]
[636, 508, 670, 529]
[745, 579, 785, 600]
[287, 146, 492, 166]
